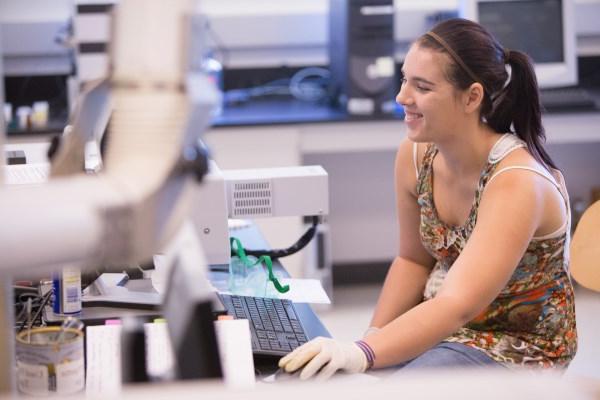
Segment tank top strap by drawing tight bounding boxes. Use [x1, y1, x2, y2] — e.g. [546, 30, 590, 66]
[487, 133, 527, 164]
[412, 142, 419, 180]
[416, 144, 437, 196]
[477, 133, 527, 190]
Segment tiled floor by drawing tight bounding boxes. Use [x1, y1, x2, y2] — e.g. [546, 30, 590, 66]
[316, 283, 600, 379]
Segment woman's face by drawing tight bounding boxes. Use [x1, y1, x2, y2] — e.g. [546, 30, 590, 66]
[396, 44, 466, 143]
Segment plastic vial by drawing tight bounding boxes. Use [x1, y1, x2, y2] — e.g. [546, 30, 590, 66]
[31, 101, 49, 128]
[3, 103, 12, 126]
[16, 106, 32, 130]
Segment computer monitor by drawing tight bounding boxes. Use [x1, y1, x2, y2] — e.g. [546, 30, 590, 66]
[459, 0, 578, 88]
[161, 223, 223, 381]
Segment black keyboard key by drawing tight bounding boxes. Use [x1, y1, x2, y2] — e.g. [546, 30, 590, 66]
[256, 330, 268, 339]
[252, 320, 264, 331]
[279, 343, 291, 352]
[295, 333, 307, 343]
[284, 303, 298, 320]
[275, 302, 285, 313]
[291, 321, 303, 333]
[263, 322, 274, 332]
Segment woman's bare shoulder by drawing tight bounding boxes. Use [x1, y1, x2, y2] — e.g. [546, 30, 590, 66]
[395, 139, 430, 196]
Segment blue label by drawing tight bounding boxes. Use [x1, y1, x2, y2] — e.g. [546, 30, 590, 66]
[52, 274, 61, 314]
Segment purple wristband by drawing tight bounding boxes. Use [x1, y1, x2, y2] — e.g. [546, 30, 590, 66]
[355, 340, 375, 369]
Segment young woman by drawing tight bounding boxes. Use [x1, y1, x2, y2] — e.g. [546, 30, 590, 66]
[279, 18, 577, 380]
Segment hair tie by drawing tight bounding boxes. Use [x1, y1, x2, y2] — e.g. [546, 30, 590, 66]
[424, 31, 486, 92]
[503, 48, 511, 63]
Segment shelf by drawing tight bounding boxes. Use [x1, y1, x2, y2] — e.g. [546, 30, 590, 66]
[5, 119, 66, 136]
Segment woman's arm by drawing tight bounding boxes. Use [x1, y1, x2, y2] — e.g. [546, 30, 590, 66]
[365, 166, 553, 368]
[369, 139, 435, 329]
[369, 256, 431, 329]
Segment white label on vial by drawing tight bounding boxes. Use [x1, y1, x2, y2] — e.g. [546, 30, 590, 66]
[17, 361, 49, 396]
[61, 266, 82, 314]
[56, 358, 85, 394]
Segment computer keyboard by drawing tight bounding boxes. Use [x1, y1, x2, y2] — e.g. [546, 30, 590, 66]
[540, 86, 597, 112]
[218, 294, 308, 357]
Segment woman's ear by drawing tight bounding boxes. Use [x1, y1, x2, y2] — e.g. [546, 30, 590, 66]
[464, 82, 485, 114]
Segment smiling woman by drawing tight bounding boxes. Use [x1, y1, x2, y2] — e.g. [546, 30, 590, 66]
[278, 18, 577, 381]
[397, 46, 467, 144]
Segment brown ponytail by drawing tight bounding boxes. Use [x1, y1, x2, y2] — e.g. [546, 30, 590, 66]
[417, 18, 558, 170]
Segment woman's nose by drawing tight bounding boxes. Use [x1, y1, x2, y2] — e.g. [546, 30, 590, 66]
[396, 84, 410, 106]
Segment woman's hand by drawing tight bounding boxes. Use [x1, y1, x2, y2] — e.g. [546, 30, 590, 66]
[278, 337, 368, 380]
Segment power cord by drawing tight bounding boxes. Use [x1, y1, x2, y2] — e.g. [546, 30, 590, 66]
[234, 216, 320, 259]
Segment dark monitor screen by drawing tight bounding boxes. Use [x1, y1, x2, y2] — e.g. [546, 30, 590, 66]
[461, 0, 577, 88]
[161, 228, 223, 381]
[478, 0, 564, 63]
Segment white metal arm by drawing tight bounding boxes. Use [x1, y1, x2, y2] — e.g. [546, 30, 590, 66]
[0, 0, 216, 393]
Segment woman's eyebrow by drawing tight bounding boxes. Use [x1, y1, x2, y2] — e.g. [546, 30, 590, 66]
[400, 69, 436, 86]
[412, 77, 436, 86]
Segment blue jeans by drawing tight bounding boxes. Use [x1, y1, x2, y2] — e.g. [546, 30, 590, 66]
[394, 342, 502, 371]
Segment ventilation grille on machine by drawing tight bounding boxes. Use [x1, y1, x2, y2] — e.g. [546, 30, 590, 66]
[231, 180, 272, 217]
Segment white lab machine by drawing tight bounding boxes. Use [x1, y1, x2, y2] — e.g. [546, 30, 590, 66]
[192, 162, 329, 266]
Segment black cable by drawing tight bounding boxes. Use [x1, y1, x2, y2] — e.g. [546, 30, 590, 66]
[15, 288, 53, 332]
[27, 290, 53, 330]
[234, 216, 320, 260]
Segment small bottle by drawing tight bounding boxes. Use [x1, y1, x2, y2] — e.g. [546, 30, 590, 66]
[31, 101, 49, 128]
[52, 266, 82, 316]
[3, 103, 12, 127]
[16, 106, 32, 130]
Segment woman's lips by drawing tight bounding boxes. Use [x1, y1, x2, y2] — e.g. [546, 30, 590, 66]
[404, 111, 423, 126]
[404, 110, 422, 120]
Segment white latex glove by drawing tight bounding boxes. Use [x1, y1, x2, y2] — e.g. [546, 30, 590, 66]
[278, 337, 368, 381]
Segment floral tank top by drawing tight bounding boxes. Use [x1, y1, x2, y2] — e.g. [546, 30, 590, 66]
[416, 134, 577, 368]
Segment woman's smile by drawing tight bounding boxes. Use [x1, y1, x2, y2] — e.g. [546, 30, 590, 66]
[404, 110, 424, 128]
